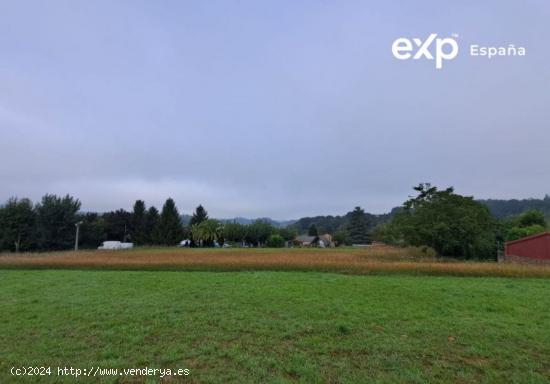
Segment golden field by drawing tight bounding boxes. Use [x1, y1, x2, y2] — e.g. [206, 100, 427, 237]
[1, 246, 550, 278]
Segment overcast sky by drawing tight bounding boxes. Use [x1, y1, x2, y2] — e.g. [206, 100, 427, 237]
[0, 1, 549, 219]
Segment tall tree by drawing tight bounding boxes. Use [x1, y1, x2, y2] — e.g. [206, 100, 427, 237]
[35, 194, 81, 250]
[333, 228, 350, 246]
[145, 206, 160, 244]
[156, 198, 183, 245]
[189, 204, 208, 226]
[245, 220, 275, 247]
[189, 204, 208, 247]
[103, 209, 132, 242]
[77, 212, 106, 249]
[278, 227, 297, 242]
[0, 197, 36, 252]
[393, 184, 496, 259]
[131, 200, 148, 245]
[308, 224, 319, 236]
[347, 207, 371, 244]
[223, 222, 247, 244]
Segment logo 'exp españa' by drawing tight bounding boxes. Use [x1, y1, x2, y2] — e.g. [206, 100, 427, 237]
[391, 34, 526, 69]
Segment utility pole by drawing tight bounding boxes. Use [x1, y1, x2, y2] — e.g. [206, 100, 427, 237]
[75, 221, 83, 251]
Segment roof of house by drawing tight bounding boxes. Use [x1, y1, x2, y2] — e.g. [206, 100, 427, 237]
[295, 235, 316, 243]
[505, 231, 550, 245]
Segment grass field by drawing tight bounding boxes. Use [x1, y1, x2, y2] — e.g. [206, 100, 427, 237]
[1, 246, 550, 278]
[1, 270, 550, 383]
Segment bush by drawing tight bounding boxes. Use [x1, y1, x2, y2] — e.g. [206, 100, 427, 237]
[518, 210, 547, 227]
[266, 234, 285, 248]
[333, 229, 350, 246]
[506, 225, 546, 241]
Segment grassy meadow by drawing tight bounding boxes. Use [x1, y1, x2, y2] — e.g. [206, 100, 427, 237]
[1, 270, 550, 383]
[2, 247, 550, 383]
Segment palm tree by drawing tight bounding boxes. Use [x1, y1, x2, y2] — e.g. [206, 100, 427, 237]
[191, 219, 223, 246]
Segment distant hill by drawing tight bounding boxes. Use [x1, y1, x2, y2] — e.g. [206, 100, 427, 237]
[218, 217, 296, 227]
[288, 210, 394, 235]
[180, 214, 295, 227]
[178, 196, 550, 231]
[477, 195, 550, 219]
[287, 196, 550, 234]
[180, 214, 192, 225]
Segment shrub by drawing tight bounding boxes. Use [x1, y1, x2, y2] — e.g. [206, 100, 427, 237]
[506, 225, 546, 241]
[333, 229, 350, 246]
[518, 210, 547, 227]
[266, 234, 285, 248]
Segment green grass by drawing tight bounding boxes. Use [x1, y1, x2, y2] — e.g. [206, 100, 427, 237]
[1, 270, 550, 383]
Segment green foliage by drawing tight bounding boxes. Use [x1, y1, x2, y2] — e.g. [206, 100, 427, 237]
[0, 195, 291, 251]
[289, 215, 345, 234]
[223, 221, 284, 246]
[277, 227, 297, 242]
[103, 209, 132, 242]
[518, 209, 547, 228]
[131, 200, 148, 245]
[266, 234, 285, 248]
[189, 204, 208, 226]
[222, 222, 247, 244]
[8, 189, 547, 254]
[245, 220, 275, 246]
[389, 184, 496, 259]
[308, 224, 319, 236]
[0, 198, 35, 252]
[289, 210, 390, 236]
[146, 206, 160, 244]
[479, 195, 550, 219]
[502, 209, 548, 241]
[156, 198, 183, 245]
[77, 213, 106, 249]
[35, 194, 81, 251]
[506, 225, 546, 241]
[332, 228, 350, 246]
[191, 219, 223, 246]
[371, 222, 403, 246]
[346, 207, 371, 244]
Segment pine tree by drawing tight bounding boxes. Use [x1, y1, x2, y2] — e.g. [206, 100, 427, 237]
[189, 204, 208, 226]
[347, 206, 371, 244]
[131, 200, 147, 245]
[146, 206, 160, 244]
[156, 198, 183, 245]
[308, 224, 319, 237]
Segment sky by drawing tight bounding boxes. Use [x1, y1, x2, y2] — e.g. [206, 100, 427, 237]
[0, 1, 549, 219]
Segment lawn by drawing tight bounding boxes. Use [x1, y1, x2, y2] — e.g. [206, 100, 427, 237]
[1, 270, 549, 383]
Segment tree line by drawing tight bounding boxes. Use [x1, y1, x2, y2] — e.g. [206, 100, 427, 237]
[478, 195, 550, 219]
[289, 208, 390, 243]
[1, 186, 548, 257]
[0, 195, 299, 252]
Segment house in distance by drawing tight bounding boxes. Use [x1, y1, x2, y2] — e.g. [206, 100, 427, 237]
[290, 234, 335, 248]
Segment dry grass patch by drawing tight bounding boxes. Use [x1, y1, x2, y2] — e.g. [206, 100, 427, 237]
[1, 246, 550, 278]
